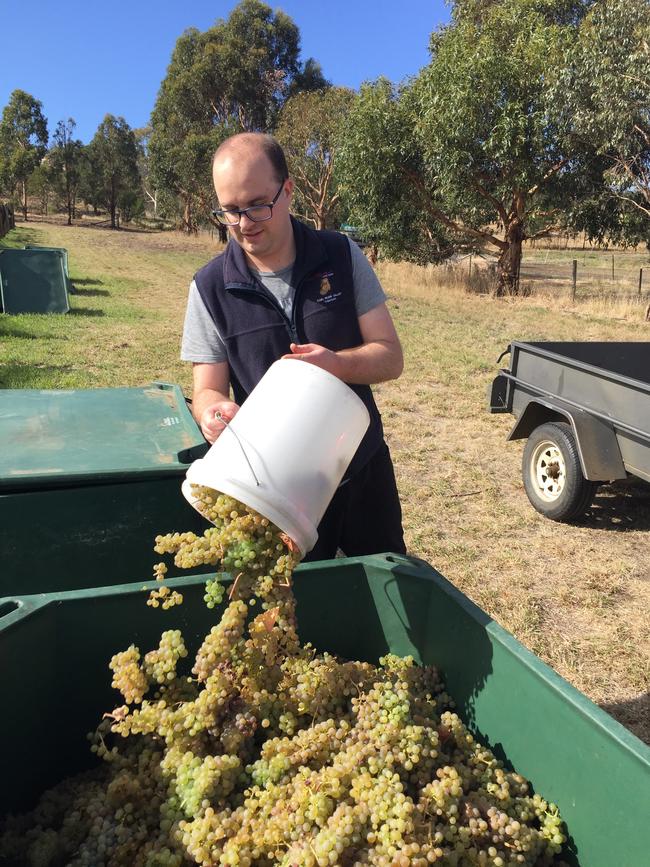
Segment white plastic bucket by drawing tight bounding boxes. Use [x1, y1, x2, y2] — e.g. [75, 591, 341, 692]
[182, 359, 371, 554]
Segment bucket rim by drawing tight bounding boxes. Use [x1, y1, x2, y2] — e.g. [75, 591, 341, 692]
[181, 473, 317, 556]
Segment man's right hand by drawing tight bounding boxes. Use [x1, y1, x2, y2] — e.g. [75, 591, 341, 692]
[199, 400, 240, 444]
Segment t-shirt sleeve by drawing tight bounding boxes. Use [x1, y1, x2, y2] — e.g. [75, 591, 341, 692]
[180, 280, 228, 363]
[348, 237, 387, 316]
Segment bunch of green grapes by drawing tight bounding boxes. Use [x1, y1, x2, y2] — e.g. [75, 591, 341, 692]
[0, 488, 567, 867]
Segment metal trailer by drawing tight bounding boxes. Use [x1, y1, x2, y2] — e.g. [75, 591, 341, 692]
[489, 341, 650, 521]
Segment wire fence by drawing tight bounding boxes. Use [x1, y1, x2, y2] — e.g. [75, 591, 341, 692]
[519, 249, 649, 301]
[442, 247, 650, 303]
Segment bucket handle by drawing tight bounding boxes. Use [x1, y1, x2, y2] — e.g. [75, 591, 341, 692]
[215, 412, 261, 487]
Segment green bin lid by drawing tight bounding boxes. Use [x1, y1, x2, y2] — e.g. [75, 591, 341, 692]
[0, 383, 207, 491]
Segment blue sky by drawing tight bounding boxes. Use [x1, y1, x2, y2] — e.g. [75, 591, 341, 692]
[0, 1, 450, 144]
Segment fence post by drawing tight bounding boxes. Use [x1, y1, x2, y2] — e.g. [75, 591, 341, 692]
[640, 268, 644, 296]
[572, 259, 577, 302]
[611, 255, 615, 282]
[468, 254, 472, 278]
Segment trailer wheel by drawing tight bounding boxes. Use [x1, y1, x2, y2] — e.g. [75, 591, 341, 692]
[522, 422, 597, 521]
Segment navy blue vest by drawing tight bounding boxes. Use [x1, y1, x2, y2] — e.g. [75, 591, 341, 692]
[194, 217, 384, 478]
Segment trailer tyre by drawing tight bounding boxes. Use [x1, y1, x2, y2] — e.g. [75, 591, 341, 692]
[522, 422, 597, 521]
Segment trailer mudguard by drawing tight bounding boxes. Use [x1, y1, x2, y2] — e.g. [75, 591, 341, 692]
[488, 372, 512, 413]
[507, 397, 627, 481]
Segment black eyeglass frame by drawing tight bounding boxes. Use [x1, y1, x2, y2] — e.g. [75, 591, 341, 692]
[211, 181, 286, 226]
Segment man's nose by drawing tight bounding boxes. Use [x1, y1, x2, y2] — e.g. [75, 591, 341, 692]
[239, 211, 257, 228]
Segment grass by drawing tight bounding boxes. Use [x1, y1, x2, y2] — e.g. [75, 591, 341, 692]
[438, 239, 650, 305]
[2, 219, 649, 745]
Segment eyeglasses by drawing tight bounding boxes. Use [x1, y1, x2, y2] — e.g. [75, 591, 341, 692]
[212, 181, 286, 226]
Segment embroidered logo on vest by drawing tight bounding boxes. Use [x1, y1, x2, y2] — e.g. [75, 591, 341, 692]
[320, 273, 333, 295]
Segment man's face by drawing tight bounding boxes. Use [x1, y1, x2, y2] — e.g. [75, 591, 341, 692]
[213, 150, 293, 265]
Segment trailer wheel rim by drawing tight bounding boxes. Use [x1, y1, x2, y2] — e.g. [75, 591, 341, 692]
[530, 440, 566, 502]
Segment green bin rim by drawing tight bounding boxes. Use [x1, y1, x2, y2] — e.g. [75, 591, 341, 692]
[0, 382, 207, 491]
[1, 552, 647, 767]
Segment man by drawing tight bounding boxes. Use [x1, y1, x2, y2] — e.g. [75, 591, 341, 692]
[181, 132, 405, 560]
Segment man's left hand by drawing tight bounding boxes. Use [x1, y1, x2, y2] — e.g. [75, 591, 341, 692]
[281, 342, 343, 378]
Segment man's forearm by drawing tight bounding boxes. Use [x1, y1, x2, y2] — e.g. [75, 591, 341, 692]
[334, 340, 404, 385]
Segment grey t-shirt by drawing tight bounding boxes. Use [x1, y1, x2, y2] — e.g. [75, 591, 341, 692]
[181, 237, 386, 364]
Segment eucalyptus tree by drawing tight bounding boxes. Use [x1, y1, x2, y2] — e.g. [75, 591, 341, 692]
[338, 0, 598, 294]
[336, 79, 452, 263]
[49, 119, 84, 225]
[86, 115, 142, 228]
[0, 90, 48, 220]
[556, 0, 650, 224]
[149, 0, 325, 232]
[276, 87, 353, 230]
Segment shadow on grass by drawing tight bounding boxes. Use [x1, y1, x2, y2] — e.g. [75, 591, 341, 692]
[580, 479, 650, 532]
[600, 692, 650, 747]
[0, 228, 40, 248]
[0, 362, 75, 388]
[69, 307, 105, 317]
[72, 277, 104, 286]
[72, 288, 110, 297]
[0, 322, 64, 340]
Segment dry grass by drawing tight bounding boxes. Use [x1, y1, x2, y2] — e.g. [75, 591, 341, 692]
[376, 260, 650, 744]
[2, 219, 649, 744]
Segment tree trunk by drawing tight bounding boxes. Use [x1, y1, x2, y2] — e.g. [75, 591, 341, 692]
[183, 198, 197, 234]
[22, 180, 28, 221]
[495, 219, 524, 296]
[110, 177, 117, 228]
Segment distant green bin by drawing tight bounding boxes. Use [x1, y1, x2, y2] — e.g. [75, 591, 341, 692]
[0, 248, 69, 313]
[23, 244, 75, 294]
[24, 245, 70, 278]
[0, 554, 647, 866]
[0, 382, 211, 595]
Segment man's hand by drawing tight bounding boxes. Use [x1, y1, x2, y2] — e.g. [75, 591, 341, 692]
[281, 342, 343, 377]
[199, 399, 240, 444]
[281, 304, 403, 385]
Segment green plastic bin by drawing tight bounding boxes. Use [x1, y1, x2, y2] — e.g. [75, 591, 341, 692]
[0, 248, 69, 314]
[0, 382, 211, 595]
[0, 554, 647, 866]
[24, 245, 75, 294]
[24, 245, 69, 278]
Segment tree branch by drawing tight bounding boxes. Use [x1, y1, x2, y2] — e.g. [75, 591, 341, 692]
[527, 158, 570, 198]
[404, 169, 506, 250]
[472, 180, 508, 227]
[526, 225, 564, 241]
[611, 192, 650, 219]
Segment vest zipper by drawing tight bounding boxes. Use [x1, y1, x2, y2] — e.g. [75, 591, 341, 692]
[225, 277, 316, 345]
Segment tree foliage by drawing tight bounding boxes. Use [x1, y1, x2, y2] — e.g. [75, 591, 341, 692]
[336, 79, 452, 263]
[555, 0, 650, 225]
[149, 0, 325, 232]
[338, 0, 601, 293]
[49, 119, 84, 225]
[28, 161, 55, 216]
[0, 89, 48, 220]
[86, 115, 142, 228]
[276, 87, 353, 229]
